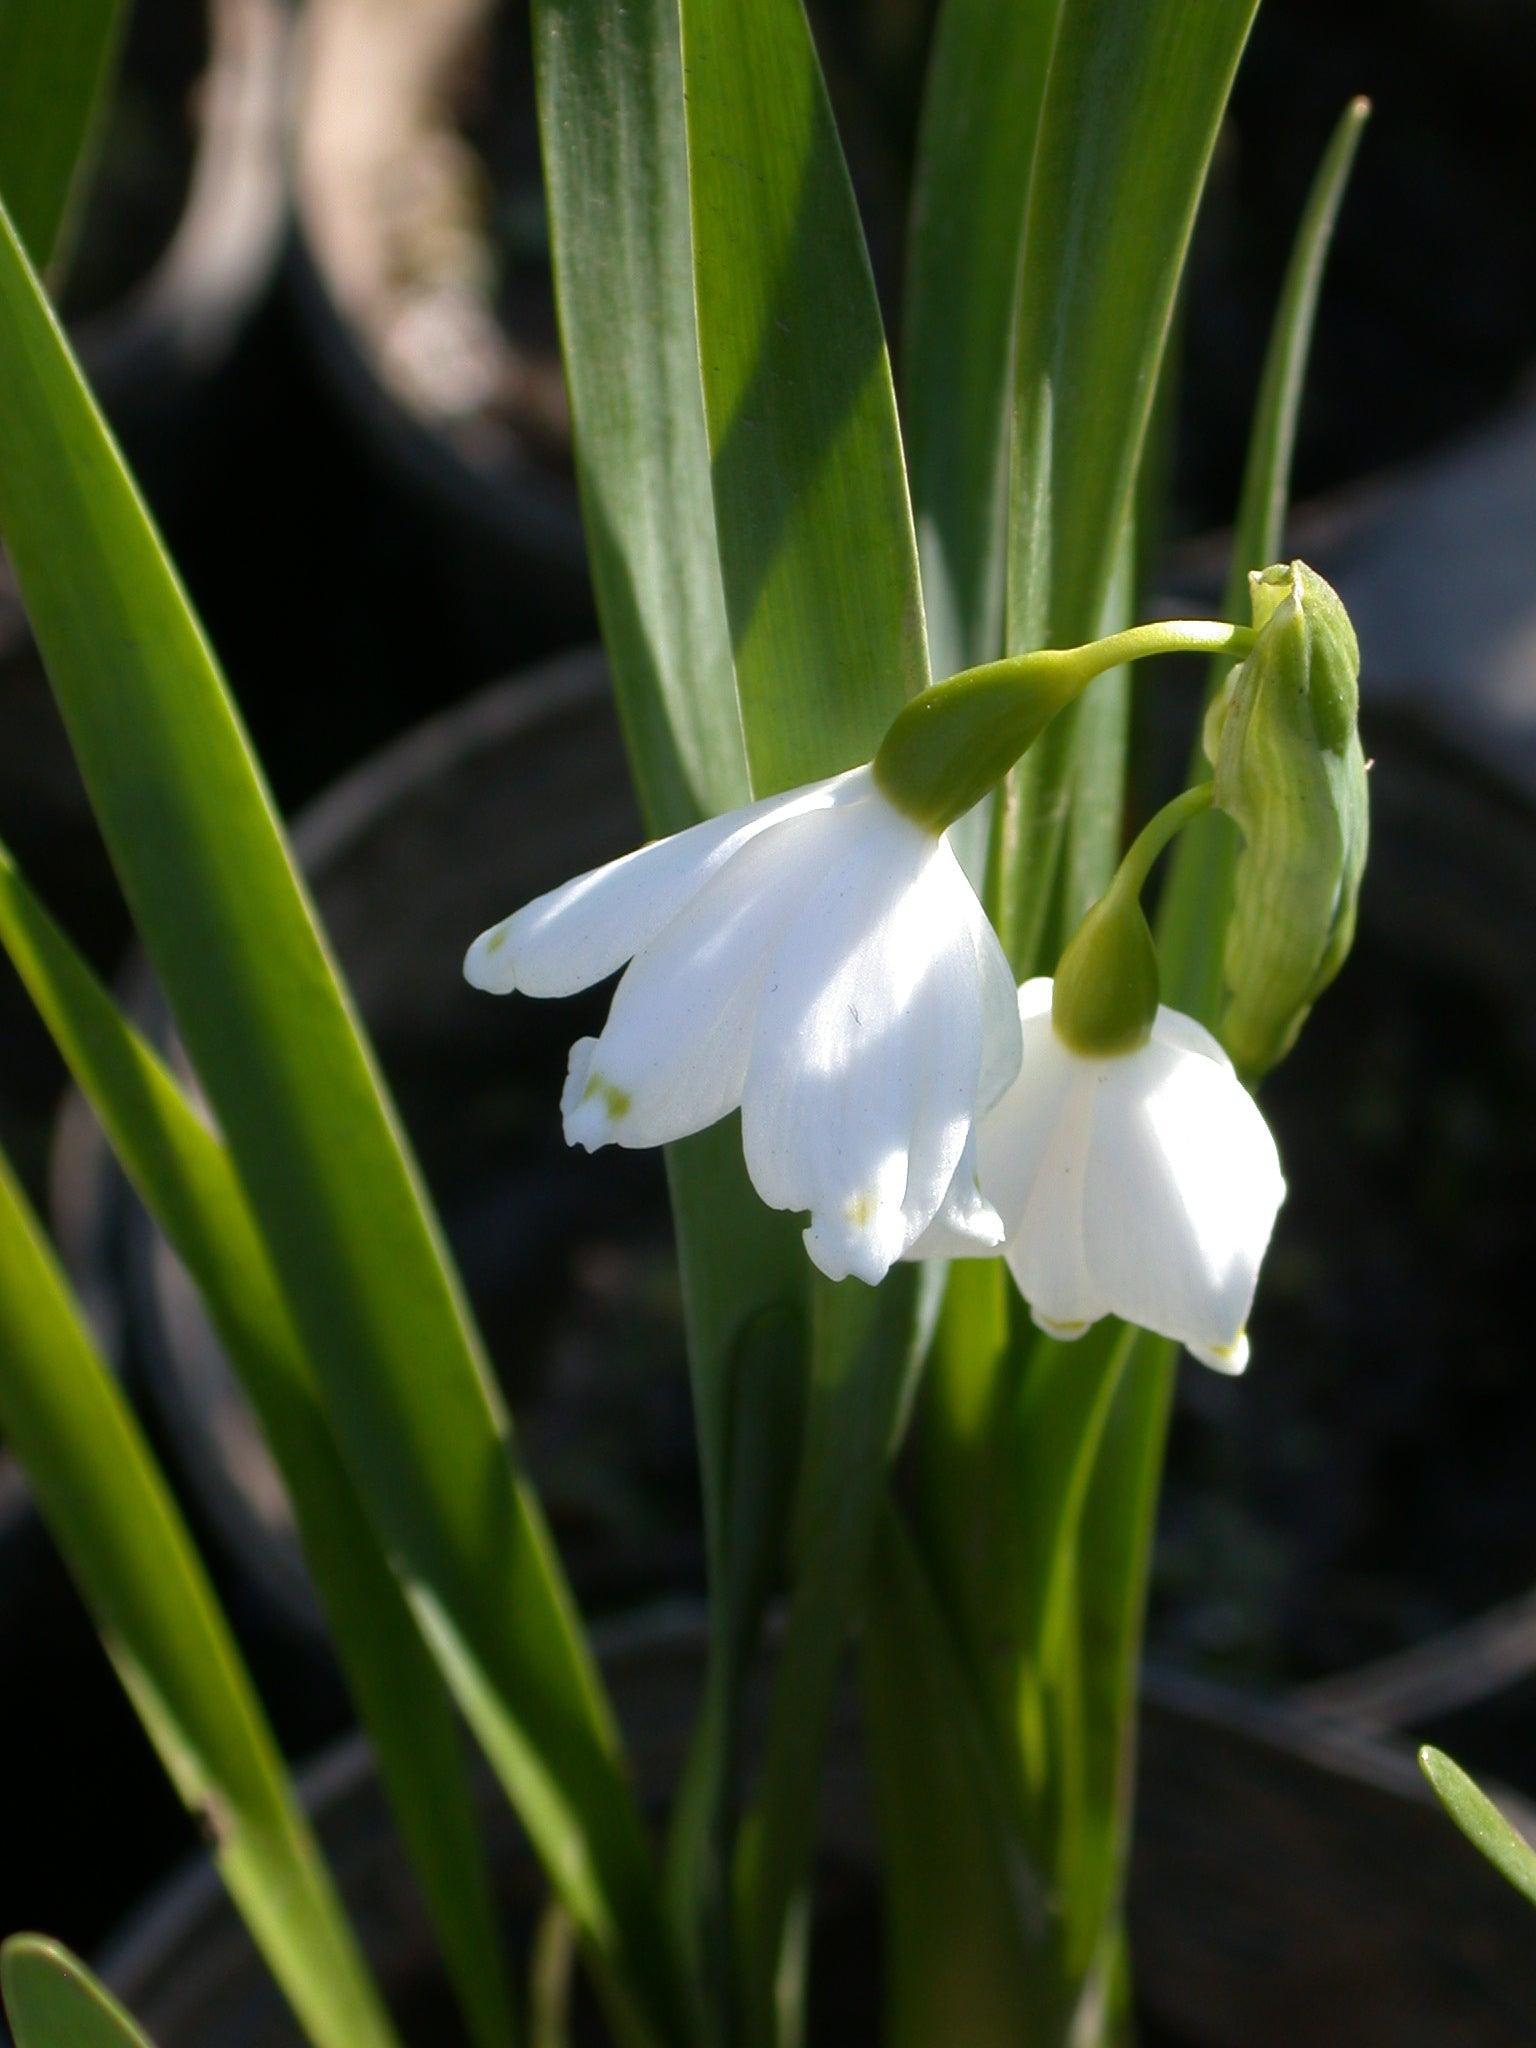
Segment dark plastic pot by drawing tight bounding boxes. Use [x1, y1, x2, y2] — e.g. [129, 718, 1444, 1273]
[86, 1616, 1536, 2047]
[286, 0, 591, 670]
[0, 0, 291, 1175]
[75, 0, 292, 509]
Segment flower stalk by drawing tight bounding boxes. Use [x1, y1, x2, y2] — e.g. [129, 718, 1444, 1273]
[873, 620, 1255, 835]
[1051, 783, 1214, 1058]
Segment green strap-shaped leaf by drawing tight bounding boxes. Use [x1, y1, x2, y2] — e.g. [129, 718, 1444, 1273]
[677, 5, 931, 2037]
[531, 0, 746, 835]
[903, 0, 1061, 680]
[0, 1149, 399, 2048]
[732, 1271, 928, 2048]
[0, 843, 514, 2048]
[1008, 0, 1260, 650]
[530, 6, 811, 2012]
[906, 5, 1264, 2029]
[681, 0, 930, 798]
[1064, 96, 1371, 1986]
[0, 194, 682, 2048]
[1158, 95, 1371, 1023]
[0, 0, 125, 272]
[1000, 0, 1262, 970]
[1419, 1749, 1536, 1910]
[3, 1937, 156, 2048]
[860, 1508, 1043, 2048]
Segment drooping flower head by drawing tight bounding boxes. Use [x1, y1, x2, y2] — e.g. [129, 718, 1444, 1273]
[465, 765, 1022, 1285]
[920, 977, 1285, 1372]
[913, 771, 1287, 1366]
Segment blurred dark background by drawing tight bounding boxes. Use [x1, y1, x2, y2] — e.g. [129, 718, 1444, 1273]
[2, 0, 1536, 2012]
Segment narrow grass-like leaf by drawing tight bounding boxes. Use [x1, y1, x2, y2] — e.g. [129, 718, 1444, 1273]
[532, 0, 745, 834]
[1008, 0, 1261, 650]
[677, 6, 931, 2037]
[0, 842, 514, 2048]
[733, 1273, 927, 2048]
[1158, 95, 1371, 1021]
[861, 1509, 1042, 2048]
[664, 1293, 805, 2019]
[680, 0, 929, 797]
[1060, 97, 1371, 2000]
[0, 0, 124, 272]
[1419, 1749, 1536, 1910]
[0, 195, 681, 2048]
[3, 1937, 156, 2048]
[999, 0, 1261, 970]
[910, 7, 1262, 2030]
[531, 7, 809, 2012]
[902, 0, 1061, 680]
[0, 1149, 398, 2048]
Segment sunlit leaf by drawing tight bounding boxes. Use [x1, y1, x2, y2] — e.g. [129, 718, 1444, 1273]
[3, 1937, 156, 2048]
[1419, 1748, 1536, 1910]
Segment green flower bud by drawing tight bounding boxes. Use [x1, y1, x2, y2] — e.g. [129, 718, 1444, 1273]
[1051, 884, 1161, 1056]
[1213, 561, 1369, 1080]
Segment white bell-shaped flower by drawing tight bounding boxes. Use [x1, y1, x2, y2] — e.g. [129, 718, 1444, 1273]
[918, 978, 1285, 1371]
[465, 766, 1022, 1285]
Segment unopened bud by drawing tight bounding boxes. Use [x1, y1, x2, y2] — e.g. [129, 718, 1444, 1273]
[1213, 561, 1368, 1080]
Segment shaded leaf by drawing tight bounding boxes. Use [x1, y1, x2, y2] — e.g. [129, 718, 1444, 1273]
[0, 1150, 398, 2048]
[0, 0, 124, 271]
[0, 842, 514, 2048]
[0, 191, 680, 2048]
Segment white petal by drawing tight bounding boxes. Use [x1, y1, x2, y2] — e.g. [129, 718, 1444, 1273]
[1031, 1309, 1093, 1344]
[1000, 1056, 1108, 1330]
[1188, 1329, 1250, 1375]
[1079, 1036, 1285, 1366]
[903, 1127, 1005, 1261]
[558, 806, 833, 1150]
[740, 801, 987, 1284]
[966, 873, 1025, 1113]
[464, 766, 865, 997]
[1150, 1002, 1231, 1068]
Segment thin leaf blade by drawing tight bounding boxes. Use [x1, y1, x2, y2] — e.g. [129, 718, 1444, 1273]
[532, 0, 746, 834]
[0, 0, 125, 272]
[675, 7, 933, 2037]
[3, 1937, 156, 2048]
[1063, 94, 1372, 1995]
[532, 9, 812, 2014]
[0, 842, 515, 2048]
[0, 192, 681, 2047]
[1419, 1749, 1536, 1910]
[681, 0, 929, 798]
[903, 0, 1061, 679]
[0, 1151, 399, 2048]
[999, 0, 1261, 970]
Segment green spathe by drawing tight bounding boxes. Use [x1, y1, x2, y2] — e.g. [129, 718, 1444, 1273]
[1211, 560, 1368, 1079]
